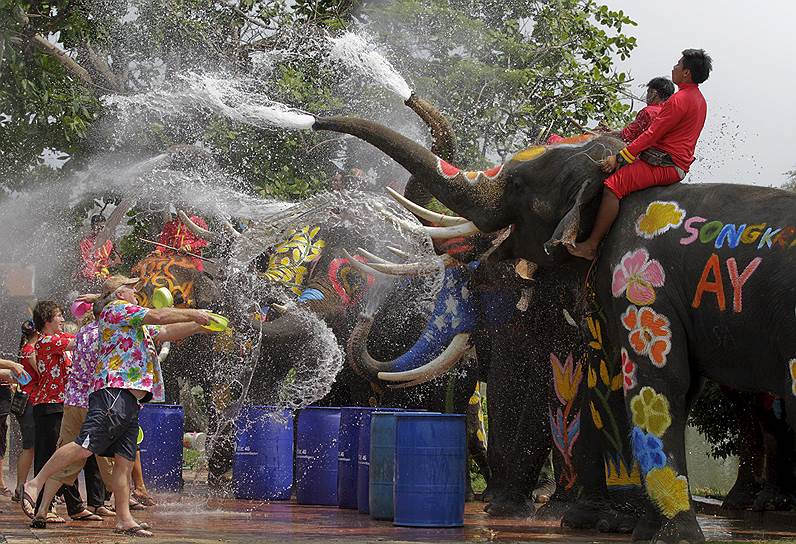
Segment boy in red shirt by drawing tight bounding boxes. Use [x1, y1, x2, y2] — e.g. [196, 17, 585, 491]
[568, 49, 712, 260]
[611, 77, 675, 143]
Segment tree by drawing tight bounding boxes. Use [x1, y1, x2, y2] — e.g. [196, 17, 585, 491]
[784, 169, 796, 191]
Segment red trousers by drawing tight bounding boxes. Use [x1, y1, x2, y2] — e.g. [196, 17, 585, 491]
[604, 159, 682, 200]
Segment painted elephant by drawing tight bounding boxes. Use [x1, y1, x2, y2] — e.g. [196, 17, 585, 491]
[306, 116, 796, 543]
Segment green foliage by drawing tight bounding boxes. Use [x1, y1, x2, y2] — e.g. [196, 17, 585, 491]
[784, 169, 796, 191]
[688, 381, 740, 460]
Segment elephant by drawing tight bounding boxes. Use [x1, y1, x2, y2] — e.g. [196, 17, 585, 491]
[304, 115, 796, 543]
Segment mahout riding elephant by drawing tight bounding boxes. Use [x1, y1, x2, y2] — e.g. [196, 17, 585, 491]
[305, 115, 796, 543]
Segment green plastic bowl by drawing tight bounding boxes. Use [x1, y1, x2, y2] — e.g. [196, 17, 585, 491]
[202, 312, 229, 332]
[152, 287, 174, 309]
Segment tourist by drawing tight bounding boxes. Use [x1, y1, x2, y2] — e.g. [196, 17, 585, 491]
[568, 49, 712, 260]
[27, 301, 99, 523]
[0, 353, 28, 497]
[10, 320, 39, 504]
[28, 302, 116, 522]
[22, 275, 214, 537]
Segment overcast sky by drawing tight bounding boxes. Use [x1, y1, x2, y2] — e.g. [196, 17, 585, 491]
[606, 0, 795, 187]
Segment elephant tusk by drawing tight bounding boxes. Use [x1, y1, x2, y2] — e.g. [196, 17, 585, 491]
[386, 187, 470, 226]
[378, 333, 471, 385]
[356, 247, 390, 264]
[221, 219, 242, 238]
[341, 249, 387, 279]
[386, 246, 410, 259]
[178, 210, 220, 242]
[422, 222, 480, 239]
[361, 256, 453, 277]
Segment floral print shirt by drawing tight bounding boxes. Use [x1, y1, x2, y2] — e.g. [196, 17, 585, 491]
[95, 301, 163, 403]
[65, 321, 99, 408]
[32, 332, 75, 405]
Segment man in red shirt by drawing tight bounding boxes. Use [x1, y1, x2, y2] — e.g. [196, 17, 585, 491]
[154, 209, 209, 271]
[568, 49, 712, 260]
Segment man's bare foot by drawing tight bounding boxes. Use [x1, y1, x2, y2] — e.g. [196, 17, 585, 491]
[566, 241, 597, 260]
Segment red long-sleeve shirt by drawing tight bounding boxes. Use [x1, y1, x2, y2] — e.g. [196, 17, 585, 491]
[625, 83, 707, 172]
[620, 103, 664, 143]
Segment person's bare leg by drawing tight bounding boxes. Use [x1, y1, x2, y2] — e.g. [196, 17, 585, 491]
[131, 450, 153, 504]
[33, 478, 62, 519]
[567, 189, 620, 260]
[15, 448, 34, 497]
[112, 455, 150, 534]
[23, 443, 91, 506]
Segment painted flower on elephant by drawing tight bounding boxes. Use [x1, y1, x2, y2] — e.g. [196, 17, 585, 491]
[586, 315, 602, 350]
[644, 465, 691, 519]
[621, 305, 672, 367]
[630, 386, 672, 437]
[790, 359, 796, 397]
[621, 348, 638, 393]
[589, 401, 604, 430]
[631, 427, 667, 474]
[263, 225, 325, 296]
[612, 248, 665, 306]
[551, 352, 583, 405]
[635, 201, 686, 239]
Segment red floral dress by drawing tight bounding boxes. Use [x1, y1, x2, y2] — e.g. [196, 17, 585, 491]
[32, 333, 74, 405]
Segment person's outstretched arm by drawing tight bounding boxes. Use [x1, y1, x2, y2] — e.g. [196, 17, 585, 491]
[143, 307, 211, 326]
[156, 322, 212, 343]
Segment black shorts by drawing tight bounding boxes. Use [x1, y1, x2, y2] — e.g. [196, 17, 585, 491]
[0, 388, 9, 457]
[13, 402, 35, 450]
[75, 388, 140, 462]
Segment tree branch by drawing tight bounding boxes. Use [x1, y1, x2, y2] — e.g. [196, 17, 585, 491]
[85, 44, 122, 93]
[30, 34, 94, 87]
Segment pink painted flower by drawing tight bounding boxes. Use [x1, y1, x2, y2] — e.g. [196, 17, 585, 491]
[621, 348, 638, 394]
[612, 249, 665, 306]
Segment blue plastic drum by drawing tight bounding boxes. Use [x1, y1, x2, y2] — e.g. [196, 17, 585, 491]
[357, 409, 404, 514]
[368, 411, 400, 520]
[394, 413, 467, 527]
[138, 404, 184, 492]
[233, 406, 293, 500]
[295, 407, 341, 505]
[337, 407, 375, 509]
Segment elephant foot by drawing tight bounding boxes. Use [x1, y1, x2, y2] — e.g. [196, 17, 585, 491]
[722, 478, 762, 510]
[484, 492, 535, 518]
[561, 497, 638, 534]
[640, 511, 704, 544]
[532, 477, 556, 504]
[751, 483, 795, 511]
[534, 498, 572, 520]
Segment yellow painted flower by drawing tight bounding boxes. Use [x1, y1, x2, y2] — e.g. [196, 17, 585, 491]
[630, 386, 672, 437]
[551, 352, 583, 405]
[590, 401, 604, 430]
[586, 316, 602, 350]
[635, 201, 686, 239]
[645, 466, 690, 519]
[599, 359, 610, 386]
[610, 373, 623, 392]
[790, 359, 796, 397]
[511, 146, 546, 162]
[587, 366, 597, 388]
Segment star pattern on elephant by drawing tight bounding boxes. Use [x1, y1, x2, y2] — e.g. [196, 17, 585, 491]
[621, 305, 672, 368]
[634, 200, 686, 239]
[612, 248, 666, 306]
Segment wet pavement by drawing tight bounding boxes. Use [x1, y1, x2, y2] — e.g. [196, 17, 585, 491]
[2, 491, 796, 544]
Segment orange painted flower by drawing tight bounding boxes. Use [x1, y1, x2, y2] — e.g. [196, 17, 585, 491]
[551, 352, 583, 405]
[621, 305, 672, 368]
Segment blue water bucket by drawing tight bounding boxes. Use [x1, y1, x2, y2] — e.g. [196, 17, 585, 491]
[233, 406, 293, 500]
[295, 407, 341, 505]
[394, 413, 467, 527]
[368, 411, 400, 520]
[357, 409, 402, 514]
[337, 407, 375, 509]
[138, 404, 184, 492]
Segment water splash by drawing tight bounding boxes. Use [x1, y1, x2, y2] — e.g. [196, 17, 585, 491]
[328, 32, 413, 101]
[103, 72, 316, 130]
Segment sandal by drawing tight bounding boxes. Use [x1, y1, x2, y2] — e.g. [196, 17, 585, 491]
[129, 498, 147, 511]
[89, 505, 116, 517]
[20, 490, 36, 519]
[71, 510, 104, 521]
[113, 525, 153, 537]
[46, 511, 66, 523]
[30, 516, 47, 529]
[0, 486, 12, 497]
[132, 491, 156, 507]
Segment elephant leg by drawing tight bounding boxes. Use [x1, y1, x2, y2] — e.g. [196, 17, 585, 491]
[624, 319, 704, 544]
[203, 380, 235, 494]
[752, 397, 796, 511]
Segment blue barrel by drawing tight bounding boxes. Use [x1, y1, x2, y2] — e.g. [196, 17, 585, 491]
[138, 404, 184, 492]
[368, 412, 399, 520]
[357, 409, 402, 514]
[337, 407, 375, 509]
[394, 413, 466, 527]
[233, 406, 293, 500]
[295, 407, 341, 505]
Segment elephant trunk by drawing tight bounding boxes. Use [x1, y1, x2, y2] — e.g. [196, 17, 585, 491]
[312, 116, 504, 231]
[404, 94, 455, 208]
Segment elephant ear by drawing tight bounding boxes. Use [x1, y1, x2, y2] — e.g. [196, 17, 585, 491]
[543, 178, 603, 255]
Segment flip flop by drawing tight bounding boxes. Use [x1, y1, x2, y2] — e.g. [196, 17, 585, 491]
[20, 491, 36, 519]
[90, 505, 116, 517]
[132, 492, 156, 506]
[71, 511, 104, 521]
[113, 525, 153, 537]
[0, 486, 12, 497]
[46, 512, 66, 523]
